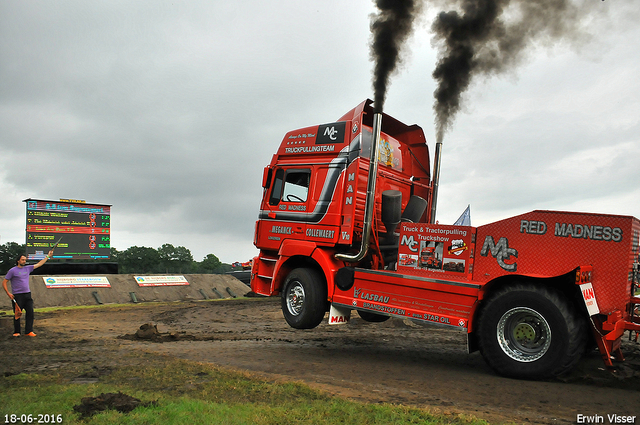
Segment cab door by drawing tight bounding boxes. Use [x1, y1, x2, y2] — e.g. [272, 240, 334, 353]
[258, 167, 311, 250]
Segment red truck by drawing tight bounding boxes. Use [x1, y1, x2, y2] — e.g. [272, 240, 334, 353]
[250, 99, 640, 379]
[419, 246, 441, 269]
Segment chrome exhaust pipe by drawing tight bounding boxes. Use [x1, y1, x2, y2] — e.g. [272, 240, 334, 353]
[336, 113, 382, 262]
[429, 138, 443, 224]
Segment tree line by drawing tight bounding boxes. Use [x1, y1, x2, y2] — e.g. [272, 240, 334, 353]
[0, 242, 239, 275]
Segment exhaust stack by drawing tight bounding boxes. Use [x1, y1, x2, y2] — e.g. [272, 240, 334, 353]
[430, 138, 443, 223]
[336, 113, 383, 262]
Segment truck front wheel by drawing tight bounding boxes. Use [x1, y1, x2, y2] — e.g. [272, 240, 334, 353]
[281, 268, 327, 329]
[477, 284, 586, 379]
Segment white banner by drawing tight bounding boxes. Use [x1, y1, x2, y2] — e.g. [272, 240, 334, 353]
[43, 276, 110, 288]
[135, 275, 189, 287]
[328, 304, 351, 325]
[579, 283, 600, 316]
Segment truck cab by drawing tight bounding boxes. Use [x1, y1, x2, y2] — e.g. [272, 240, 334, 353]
[252, 99, 431, 296]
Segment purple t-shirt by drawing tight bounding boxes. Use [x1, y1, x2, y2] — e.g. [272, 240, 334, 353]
[5, 265, 34, 294]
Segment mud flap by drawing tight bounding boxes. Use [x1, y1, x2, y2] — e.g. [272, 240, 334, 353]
[328, 304, 351, 325]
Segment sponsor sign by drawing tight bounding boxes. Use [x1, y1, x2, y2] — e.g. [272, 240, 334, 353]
[579, 282, 600, 316]
[43, 276, 110, 288]
[135, 275, 189, 287]
[398, 223, 474, 277]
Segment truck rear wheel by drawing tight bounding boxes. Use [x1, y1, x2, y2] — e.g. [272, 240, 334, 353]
[281, 268, 327, 329]
[477, 284, 586, 379]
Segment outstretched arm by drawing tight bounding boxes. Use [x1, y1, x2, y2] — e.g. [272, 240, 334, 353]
[33, 249, 54, 270]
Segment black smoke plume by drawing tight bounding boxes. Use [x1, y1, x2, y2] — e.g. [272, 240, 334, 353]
[370, 0, 421, 113]
[431, 0, 584, 143]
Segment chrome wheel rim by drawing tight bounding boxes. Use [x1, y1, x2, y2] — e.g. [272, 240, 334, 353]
[286, 281, 305, 316]
[497, 307, 551, 362]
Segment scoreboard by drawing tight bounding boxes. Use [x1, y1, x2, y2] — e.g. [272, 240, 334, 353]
[25, 199, 111, 260]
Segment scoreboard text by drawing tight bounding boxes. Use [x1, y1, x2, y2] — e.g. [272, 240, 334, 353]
[25, 199, 111, 260]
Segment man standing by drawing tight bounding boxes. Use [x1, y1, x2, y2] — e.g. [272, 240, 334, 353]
[3, 249, 54, 337]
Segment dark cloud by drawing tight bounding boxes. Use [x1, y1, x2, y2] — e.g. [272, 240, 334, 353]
[431, 0, 594, 144]
[0, 0, 638, 260]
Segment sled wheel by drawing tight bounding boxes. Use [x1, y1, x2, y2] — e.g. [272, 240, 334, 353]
[358, 310, 390, 323]
[477, 284, 586, 379]
[281, 268, 327, 329]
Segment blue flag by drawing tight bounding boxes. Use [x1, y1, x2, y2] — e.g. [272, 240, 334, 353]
[454, 205, 471, 226]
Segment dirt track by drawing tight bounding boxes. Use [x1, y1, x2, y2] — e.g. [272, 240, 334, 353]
[2, 297, 639, 424]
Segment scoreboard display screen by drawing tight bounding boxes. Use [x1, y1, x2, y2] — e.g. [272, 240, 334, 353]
[25, 199, 111, 260]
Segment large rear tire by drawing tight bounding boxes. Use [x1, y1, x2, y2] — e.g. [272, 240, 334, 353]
[477, 284, 586, 379]
[281, 268, 327, 329]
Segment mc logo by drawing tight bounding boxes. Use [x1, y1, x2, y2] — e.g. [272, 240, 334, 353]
[480, 236, 518, 272]
[400, 234, 419, 252]
[324, 126, 339, 141]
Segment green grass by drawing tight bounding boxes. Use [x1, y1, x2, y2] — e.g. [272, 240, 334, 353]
[1, 356, 488, 425]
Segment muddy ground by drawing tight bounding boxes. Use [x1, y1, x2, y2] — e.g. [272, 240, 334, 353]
[1, 297, 639, 424]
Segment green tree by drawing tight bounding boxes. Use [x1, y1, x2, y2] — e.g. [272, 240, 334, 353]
[110, 247, 120, 262]
[198, 253, 222, 274]
[216, 263, 235, 274]
[158, 244, 193, 273]
[0, 242, 26, 274]
[118, 246, 160, 274]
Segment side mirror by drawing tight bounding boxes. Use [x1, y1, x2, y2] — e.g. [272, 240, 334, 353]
[262, 166, 272, 188]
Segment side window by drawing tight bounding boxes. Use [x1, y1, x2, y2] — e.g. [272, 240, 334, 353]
[269, 169, 284, 206]
[268, 168, 310, 206]
[282, 170, 310, 203]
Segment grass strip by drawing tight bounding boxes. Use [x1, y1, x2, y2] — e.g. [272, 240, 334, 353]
[1, 356, 488, 425]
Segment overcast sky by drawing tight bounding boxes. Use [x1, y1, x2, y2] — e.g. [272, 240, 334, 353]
[1, 0, 638, 264]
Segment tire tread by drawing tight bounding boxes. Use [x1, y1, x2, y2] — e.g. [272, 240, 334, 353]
[477, 283, 586, 379]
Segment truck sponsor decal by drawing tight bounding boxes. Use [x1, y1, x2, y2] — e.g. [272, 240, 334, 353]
[480, 236, 518, 272]
[378, 138, 401, 169]
[422, 314, 451, 324]
[288, 132, 316, 140]
[280, 204, 307, 211]
[362, 303, 405, 315]
[520, 220, 547, 235]
[398, 224, 474, 275]
[448, 239, 467, 255]
[554, 222, 623, 242]
[316, 122, 346, 144]
[400, 224, 465, 247]
[353, 287, 390, 303]
[579, 282, 600, 316]
[521, 219, 624, 242]
[425, 227, 468, 237]
[285, 145, 335, 154]
[271, 225, 293, 235]
[400, 234, 419, 252]
[306, 228, 335, 239]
